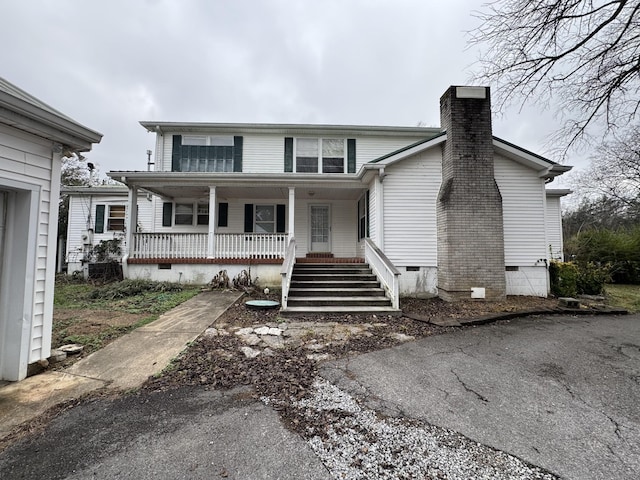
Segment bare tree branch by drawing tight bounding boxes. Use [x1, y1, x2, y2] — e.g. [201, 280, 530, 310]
[469, 0, 640, 155]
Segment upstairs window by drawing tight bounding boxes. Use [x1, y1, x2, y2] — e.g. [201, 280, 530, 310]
[172, 135, 243, 172]
[295, 138, 345, 173]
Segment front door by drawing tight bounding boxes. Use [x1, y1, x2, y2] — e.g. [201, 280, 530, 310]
[310, 204, 330, 252]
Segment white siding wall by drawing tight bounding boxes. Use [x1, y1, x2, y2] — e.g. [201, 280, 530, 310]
[294, 199, 357, 257]
[494, 154, 548, 265]
[382, 148, 441, 266]
[546, 196, 564, 261]
[66, 193, 154, 272]
[156, 132, 425, 173]
[243, 135, 285, 173]
[0, 123, 57, 374]
[356, 136, 424, 166]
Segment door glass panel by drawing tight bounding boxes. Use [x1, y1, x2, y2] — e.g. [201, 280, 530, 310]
[311, 206, 329, 243]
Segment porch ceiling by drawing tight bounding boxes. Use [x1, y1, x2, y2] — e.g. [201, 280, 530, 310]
[110, 172, 366, 201]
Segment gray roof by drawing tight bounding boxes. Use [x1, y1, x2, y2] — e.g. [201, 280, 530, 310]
[0, 77, 102, 151]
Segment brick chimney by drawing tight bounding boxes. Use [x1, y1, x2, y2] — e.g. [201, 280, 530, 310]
[437, 86, 506, 301]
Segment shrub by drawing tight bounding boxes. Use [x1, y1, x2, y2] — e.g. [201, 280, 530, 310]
[576, 262, 610, 295]
[549, 261, 578, 297]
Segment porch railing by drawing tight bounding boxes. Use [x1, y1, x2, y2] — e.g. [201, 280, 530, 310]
[364, 238, 400, 309]
[130, 232, 288, 259]
[280, 238, 297, 309]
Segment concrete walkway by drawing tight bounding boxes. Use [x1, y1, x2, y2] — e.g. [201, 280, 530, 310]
[0, 290, 241, 441]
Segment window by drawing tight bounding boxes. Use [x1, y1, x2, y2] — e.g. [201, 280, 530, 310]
[197, 203, 209, 225]
[358, 191, 369, 240]
[295, 138, 345, 173]
[175, 203, 194, 225]
[107, 205, 125, 231]
[172, 135, 242, 172]
[244, 204, 286, 233]
[255, 205, 275, 233]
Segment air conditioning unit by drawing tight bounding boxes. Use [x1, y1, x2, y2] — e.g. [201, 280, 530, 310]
[81, 230, 93, 245]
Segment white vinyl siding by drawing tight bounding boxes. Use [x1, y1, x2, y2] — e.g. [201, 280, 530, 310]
[293, 199, 357, 257]
[382, 148, 441, 265]
[0, 124, 56, 370]
[158, 132, 428, 174]
[356, 136, 426, 166]
[494, 153, 548, 265]
[546, 195, 564, 261]
[66, 193, 154, 271]
[243, 135, 285, 173]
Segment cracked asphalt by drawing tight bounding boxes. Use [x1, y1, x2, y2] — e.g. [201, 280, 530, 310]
[0, 314, 638, 479]
[321, 314, 640, 479]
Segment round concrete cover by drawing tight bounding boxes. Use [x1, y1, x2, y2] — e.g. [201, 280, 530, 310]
[245, 300, 280, 309]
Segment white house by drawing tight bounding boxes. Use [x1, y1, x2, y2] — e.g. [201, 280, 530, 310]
[107, 86, 571, 313]
[63, 186, 154, 274]
[0, 77, 102, 381]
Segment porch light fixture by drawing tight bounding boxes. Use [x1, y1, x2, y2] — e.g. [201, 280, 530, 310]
[308, 191, 315, 197]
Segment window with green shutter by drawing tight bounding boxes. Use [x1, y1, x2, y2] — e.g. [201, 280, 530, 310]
[94, 204, 105, 233]
[171, 135, 243, 172]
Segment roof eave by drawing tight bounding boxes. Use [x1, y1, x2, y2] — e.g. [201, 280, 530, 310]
[0, 91, 102, 151]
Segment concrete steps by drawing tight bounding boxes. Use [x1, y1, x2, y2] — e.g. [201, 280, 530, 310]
[281, 263, 400, 316]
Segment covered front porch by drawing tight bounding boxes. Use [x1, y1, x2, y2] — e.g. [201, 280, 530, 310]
[112, 172, 373, 263]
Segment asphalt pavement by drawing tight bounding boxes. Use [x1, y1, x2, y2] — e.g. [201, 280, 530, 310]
[0, 313, 638, 479]
[322, 314, 640, 480]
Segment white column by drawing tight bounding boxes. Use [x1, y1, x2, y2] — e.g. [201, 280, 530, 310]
[376, 174, 384, 249]
[126, 185, 138, 256]
[288, 187, 295, 241]
[207, 186, 216, 258]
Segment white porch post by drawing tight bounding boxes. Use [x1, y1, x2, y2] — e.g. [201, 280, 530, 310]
[207, 186, 216, 258]
[126, 185, 138, 256]
[288, 187, 295, 241]
[375, 173, 384, 249]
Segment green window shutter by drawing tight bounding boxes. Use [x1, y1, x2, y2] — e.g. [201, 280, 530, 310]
[162, 202, 173, 227]
[284, 137, 293, 172]
[94, 204, 105, 234]
[276, 204, 286, 233]
[172, 135, 182, 172]
[347, 138, 356, 173]
[218, 202, 229, 227]
[244, 204, 254, 233]
[233, 136, 243, 172]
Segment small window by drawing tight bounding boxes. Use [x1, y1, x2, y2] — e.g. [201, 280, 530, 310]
[296, 138, 318, 172]
[197, 203, 209, 225]
[107, 205, 125, 231]
[322, 139, 344, 173]
[295, 138, 345, 173]
[255, 205, 275, 233]
[175, 203, 194, 225]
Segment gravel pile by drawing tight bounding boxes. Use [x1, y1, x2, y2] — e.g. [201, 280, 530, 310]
[272, 379, 558, 480]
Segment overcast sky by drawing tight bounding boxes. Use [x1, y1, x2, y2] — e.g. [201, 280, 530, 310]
[1, 0, 579, 184]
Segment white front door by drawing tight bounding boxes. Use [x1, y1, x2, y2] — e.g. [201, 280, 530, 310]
[310, 204, 331, 252]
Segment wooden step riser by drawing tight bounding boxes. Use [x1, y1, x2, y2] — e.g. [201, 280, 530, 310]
[288, 288, 385, 297]
[292, 275, 378, 282]
[287, 298, 392, 307]
[290, 281, 381, 289]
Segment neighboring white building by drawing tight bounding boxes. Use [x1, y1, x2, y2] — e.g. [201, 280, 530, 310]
[107, 86, 571, 308]
[0, 77, 102, 381]
[63, 186, 154, 274]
